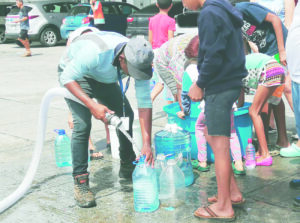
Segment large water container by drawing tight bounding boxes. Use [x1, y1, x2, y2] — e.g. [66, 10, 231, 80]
[132, 156, 159, 212]
[154, 123, 190, 159]
[160, 159, 185, 208]
[154, 123, 193, 186]
[54, 129, 72, 167]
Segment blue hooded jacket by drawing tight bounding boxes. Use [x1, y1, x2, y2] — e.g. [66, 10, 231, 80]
[196, 0, 247, 95]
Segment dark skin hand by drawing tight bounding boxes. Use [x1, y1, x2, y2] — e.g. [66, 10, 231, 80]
[188, 82, 204, 102]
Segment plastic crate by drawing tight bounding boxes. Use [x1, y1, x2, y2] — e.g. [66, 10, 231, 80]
[163, 102, 253, 162]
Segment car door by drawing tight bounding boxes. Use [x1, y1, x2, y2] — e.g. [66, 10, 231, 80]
[101, 4, 125, 35]
[42, 3, 70, 28]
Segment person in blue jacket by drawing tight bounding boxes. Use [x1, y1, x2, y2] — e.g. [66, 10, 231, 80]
[182, 0, 247, 220]
[58, 31, 154, 208]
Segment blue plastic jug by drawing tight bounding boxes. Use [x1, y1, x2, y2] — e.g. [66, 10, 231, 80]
[132, 156, 159, 212]
[54, 129, 72, 167]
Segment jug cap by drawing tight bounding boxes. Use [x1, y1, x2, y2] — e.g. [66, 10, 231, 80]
[54, 129, 66, 135]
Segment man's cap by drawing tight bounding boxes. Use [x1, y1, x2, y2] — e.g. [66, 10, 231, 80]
[112, 38, 154, 80]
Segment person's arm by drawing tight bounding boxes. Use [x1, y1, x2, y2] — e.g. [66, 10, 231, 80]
[248, 41, 259, 53]
[285, 0, 295, 29]
[138, 108, 153, 166]
[151, 82, 164, 102]
[168, 30, 174, 40]
[264, 12, 287, 66]
[237, 88, 245, 108]
[65, 81, 112, 122]
[90, 0, 96, 13]
[148, 30, 153, 46]
[188, 82, 204, 102]
[134, 79, 154, 165]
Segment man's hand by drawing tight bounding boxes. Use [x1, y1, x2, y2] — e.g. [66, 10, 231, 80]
[89, 102, 114, 123]
[141, 144, 154, 167]
[188, 82, 204, 102]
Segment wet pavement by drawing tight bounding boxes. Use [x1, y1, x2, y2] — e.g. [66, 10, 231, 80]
[1, 42, 300, 223]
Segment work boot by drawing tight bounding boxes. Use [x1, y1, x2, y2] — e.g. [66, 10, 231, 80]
[74, 173, 96, 208]
[119, 161, 135, 179]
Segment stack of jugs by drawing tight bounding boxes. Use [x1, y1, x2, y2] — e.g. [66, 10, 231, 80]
[132, 156, 159, 212]
[154, 122, 194, 186]
[159, 156, 186, 208]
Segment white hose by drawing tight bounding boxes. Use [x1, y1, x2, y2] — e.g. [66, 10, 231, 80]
[0, 87, 83, 213]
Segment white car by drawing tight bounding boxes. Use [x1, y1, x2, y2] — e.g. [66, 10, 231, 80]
[174, 10, 199, 37]
[5, 0, 76, 47]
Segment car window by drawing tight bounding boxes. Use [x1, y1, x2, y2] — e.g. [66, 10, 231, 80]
[69, 6, 90, 16]
[7, 5, 32, 15]
[0, 5, 12, 16]
[118, 5, 138, 16]
[138, 4, 158, 14]
[168, 2, 184, 17]
[43, 3, 68, 13]
[102, 5, 118, 15]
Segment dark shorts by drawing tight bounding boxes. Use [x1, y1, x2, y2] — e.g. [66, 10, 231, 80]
[19, 29, 28, 40]
[204, 88, 241, 137]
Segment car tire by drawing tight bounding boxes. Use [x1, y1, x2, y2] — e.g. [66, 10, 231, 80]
[40, 27, 58, 47]
[0, 27, 6, 44]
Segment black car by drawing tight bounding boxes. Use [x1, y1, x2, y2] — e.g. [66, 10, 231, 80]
[0, 2, 14, 43]
[126, 1, 184, 39]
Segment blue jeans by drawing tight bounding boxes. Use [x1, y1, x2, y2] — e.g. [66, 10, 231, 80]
[292, 81, 300, 137]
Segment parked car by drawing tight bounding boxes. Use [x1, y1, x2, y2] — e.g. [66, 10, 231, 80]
[0, 2, 14, 44]
[60, 2, 139, 40]
[5, 0, 76, 47]
[126, 1, 184, 39]
[174, 9, 199, 36]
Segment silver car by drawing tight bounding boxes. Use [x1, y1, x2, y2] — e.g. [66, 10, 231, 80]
[5, 0, 76, 47]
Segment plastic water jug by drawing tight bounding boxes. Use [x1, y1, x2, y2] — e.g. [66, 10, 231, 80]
[179, 147, 194, 186]
[54, 129, 72, 167]
[159, 158, 185, 208]
[132, 156, 159, 212]
[154, 153, 166, 192]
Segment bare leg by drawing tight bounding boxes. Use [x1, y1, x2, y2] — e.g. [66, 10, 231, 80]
[197, 126, 237, 217]
[284, 74, 294, 111]
[249, 86, 276, 160]
[206, 134, 235, 216]
[271, 99, 290, 147]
